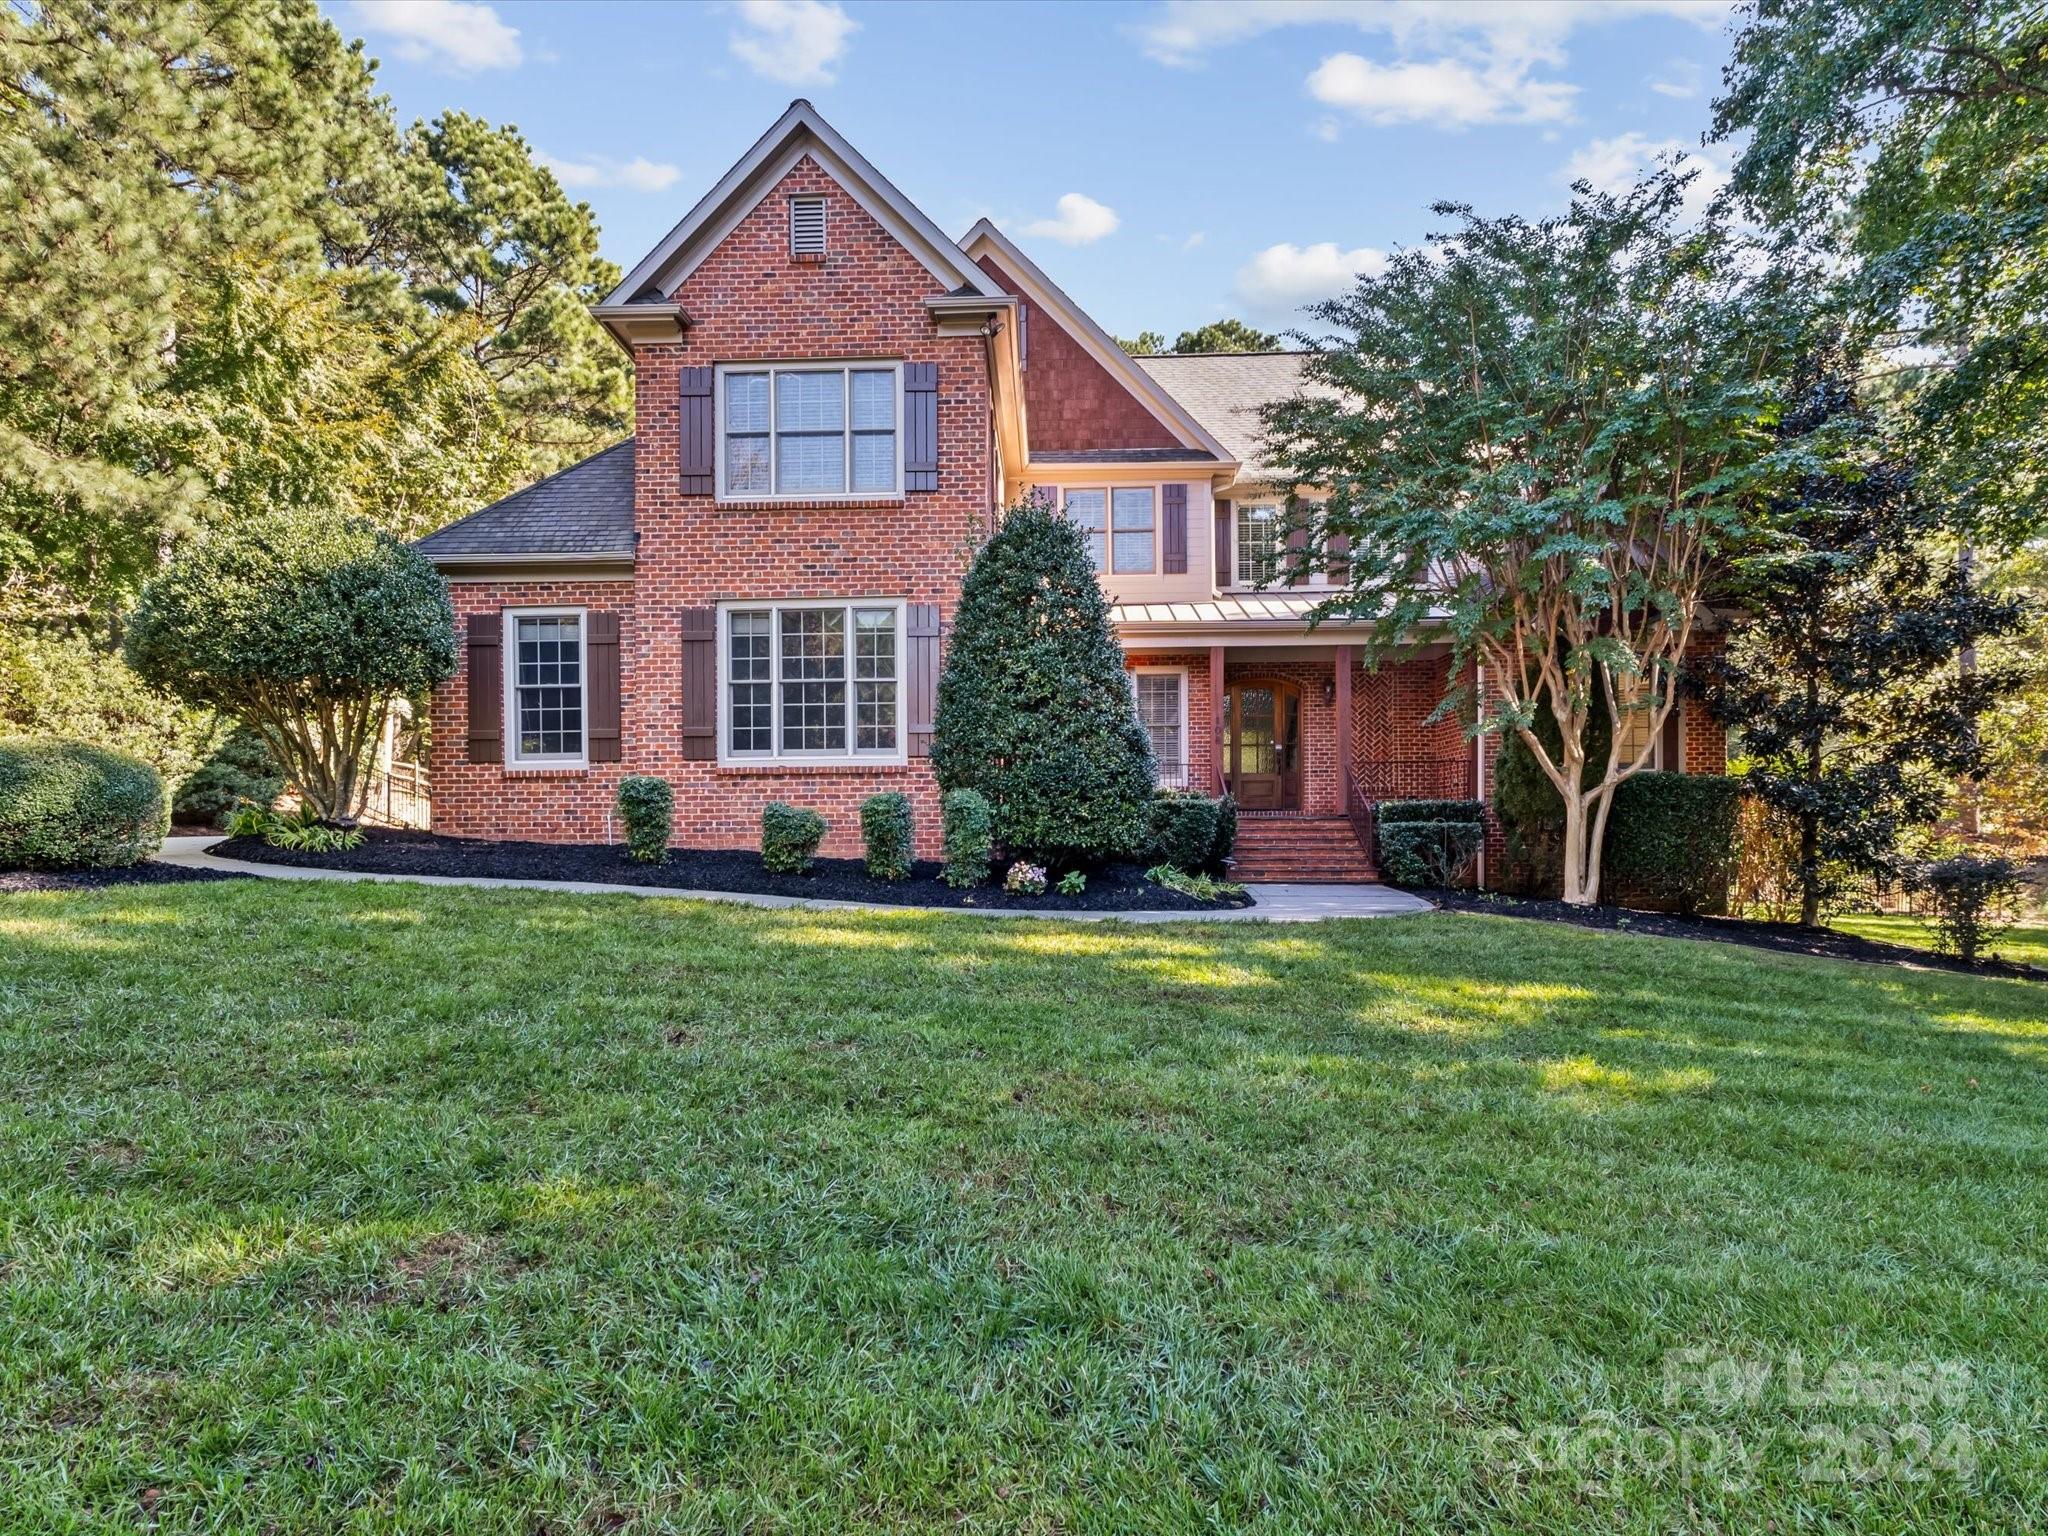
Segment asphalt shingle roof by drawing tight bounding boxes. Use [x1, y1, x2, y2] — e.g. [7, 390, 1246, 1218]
[1134, 352, 1325, 482]
[414, 440, 636, 561]
[1029, 446, 1216, 464]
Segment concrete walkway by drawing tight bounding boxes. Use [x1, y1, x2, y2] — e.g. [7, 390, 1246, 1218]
[155, 837, 1434, 924]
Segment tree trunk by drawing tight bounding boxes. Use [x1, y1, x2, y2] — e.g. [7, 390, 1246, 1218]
[1798, 810, 1821, 929]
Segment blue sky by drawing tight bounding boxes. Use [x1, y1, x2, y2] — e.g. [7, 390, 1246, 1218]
[328, 0, 1738, 340]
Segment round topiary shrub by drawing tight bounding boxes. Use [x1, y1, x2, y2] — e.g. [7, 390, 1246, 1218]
[0, 738, 167, 869]
[931, 500, 1155, 865]
[761, 802, 826, 875]
[616, 776, 674, 864]
[860, 791, 914, 881]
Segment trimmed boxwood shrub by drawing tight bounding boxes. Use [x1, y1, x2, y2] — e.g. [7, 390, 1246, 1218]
[1913, 853, 2025, 963]
[931, 500, 1155, 864]
[860, 792, 915, 881]
[941, 788, 993, 889]
[1375, 798, 1485, 825]
[0, 738, 167, 869]
[1210, 792, 1238, 871]
[1604, 772, 1742, 915]
[761, 802, 826, 875]
[1374, 799, 1485, 888]
[172, 723, 284, 828]
[1148, 791, 1222, 873]
[616, 776, 673, 864]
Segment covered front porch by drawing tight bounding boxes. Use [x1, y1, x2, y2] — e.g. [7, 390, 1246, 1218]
[1122, 637, 1481, 879]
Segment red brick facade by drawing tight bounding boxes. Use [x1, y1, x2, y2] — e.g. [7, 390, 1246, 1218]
[429, 157, 990, 858]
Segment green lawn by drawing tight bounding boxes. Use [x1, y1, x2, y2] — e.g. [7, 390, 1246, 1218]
[1833, 911, 2048, 969]
[2, 881, 2044, 1533]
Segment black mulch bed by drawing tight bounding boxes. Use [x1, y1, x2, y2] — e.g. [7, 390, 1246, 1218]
[1425, 887, 2045, 981]
[1, 861, 253, 894]
[208, 829, 1254, 913]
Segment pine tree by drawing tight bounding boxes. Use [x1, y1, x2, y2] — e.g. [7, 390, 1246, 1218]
[932, 502, 1156, 866]
[1701, 373, 2027, 925]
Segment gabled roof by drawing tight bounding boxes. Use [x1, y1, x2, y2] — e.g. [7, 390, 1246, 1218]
[960, 219, 1235, 467]
[1134, 352, 1324, 483]
[415, 441, 635, 565]
[607, 100, 1007, 305]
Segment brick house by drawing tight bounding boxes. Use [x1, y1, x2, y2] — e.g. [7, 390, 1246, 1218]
[416, 101, 1725, 881]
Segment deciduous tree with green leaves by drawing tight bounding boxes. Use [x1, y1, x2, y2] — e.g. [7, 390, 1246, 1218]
[125, 512, 456, 822]
[1264, 175, 1803, 905]
[1715, 0, 2048, 548]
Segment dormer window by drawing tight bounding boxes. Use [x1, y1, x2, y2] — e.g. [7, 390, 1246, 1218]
[789, 196, 826, 257]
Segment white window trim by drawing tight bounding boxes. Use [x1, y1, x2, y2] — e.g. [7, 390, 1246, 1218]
[504, 606, 588, 769]
[1231, 501, 1330, 590]
[1052, 483, 1163, 576]
[715, 598, 909, 767]
[714, 360, 905, 504]
[1131, 665, 1190, 789]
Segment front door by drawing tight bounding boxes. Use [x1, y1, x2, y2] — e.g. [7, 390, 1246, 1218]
[1226, 681, 1302, 811]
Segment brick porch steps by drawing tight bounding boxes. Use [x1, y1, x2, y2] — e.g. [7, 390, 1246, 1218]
[1229, 815, 1381, 884]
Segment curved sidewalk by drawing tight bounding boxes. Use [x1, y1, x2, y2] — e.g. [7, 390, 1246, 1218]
[155, 838, 1433, 924]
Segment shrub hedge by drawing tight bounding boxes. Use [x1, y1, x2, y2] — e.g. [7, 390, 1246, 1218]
[615, 776, 673, 864]
[1604, 772, 1742, 914]
[761, 802, 826, 875]
[860, 792, 915, 881]
[1148, 791, 1223, 873]
[1913, 853, 2024, 963]
[0, 738, 167, 869]
[941, 788, 993, 888]
[1374, 798, 1485, 888]
[1210, 793, 1238, 871]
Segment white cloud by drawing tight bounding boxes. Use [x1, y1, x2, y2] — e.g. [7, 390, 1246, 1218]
[1308, 50, 1575, 126]
[1183, 231, 1207, 250]
[1022, 193, 1121, 247]
[728, 0, 857, 86]
[345, 0, 522, 72]
[540, 152, 682, 194]
[1650, 78, 1696, 98]
[1132, 0, 1728, 132]
[1234, 240, 1390, 318]
[1560, 132, 1731, 222]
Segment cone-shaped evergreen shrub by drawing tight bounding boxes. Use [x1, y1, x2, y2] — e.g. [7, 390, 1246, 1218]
[931, 502, 1155, 864]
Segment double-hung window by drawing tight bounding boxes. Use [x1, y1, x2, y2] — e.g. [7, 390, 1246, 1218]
[1236, 504, 1284, 587]
[507, 609, 585, 766]
[1060, 486, 1157, 574]
[718, 362, 902, 501]
[721, 602, 904, 763]
[1131, 668, 1188, 787]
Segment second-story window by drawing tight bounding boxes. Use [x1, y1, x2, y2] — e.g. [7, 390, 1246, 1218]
[717, 363, 901, 501]
[1058, 486, 1157, 574]
[1236, 504, 1283, 586]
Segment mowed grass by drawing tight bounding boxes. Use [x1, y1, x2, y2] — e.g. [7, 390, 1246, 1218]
[1, 881, 2044, 1534]
[1833, 912, 2048, 969]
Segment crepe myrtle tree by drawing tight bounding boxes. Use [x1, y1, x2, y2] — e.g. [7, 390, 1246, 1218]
[126, 511, 456, 822]
[1264, 171, 1808, 904]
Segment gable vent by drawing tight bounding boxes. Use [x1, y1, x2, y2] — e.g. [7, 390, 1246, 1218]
[789, 196, 826, 256]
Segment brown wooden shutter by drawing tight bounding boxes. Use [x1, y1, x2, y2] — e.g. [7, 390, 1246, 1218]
[465, 612, 503, 764]
[906, 603, 942, 758]
[1285, 515, 1310, 586]
[1660, 701, 1683, 772]
[904, 362, 939, 492]
[1161, 483, 1188, 574]
[586, 612, 622, 763]
[1214, 499, 1232, 585]
[1328, 530, 1351, 585]
[680, 607, 717, 760]
[680, 366, 714, 495]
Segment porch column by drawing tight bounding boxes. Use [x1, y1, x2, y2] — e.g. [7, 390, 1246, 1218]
[1208, 644, 1226, 796]
[1334, 643, 1354, 811]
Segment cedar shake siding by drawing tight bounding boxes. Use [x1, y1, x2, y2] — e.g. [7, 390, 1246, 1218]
[975, 254, 1181, 454]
